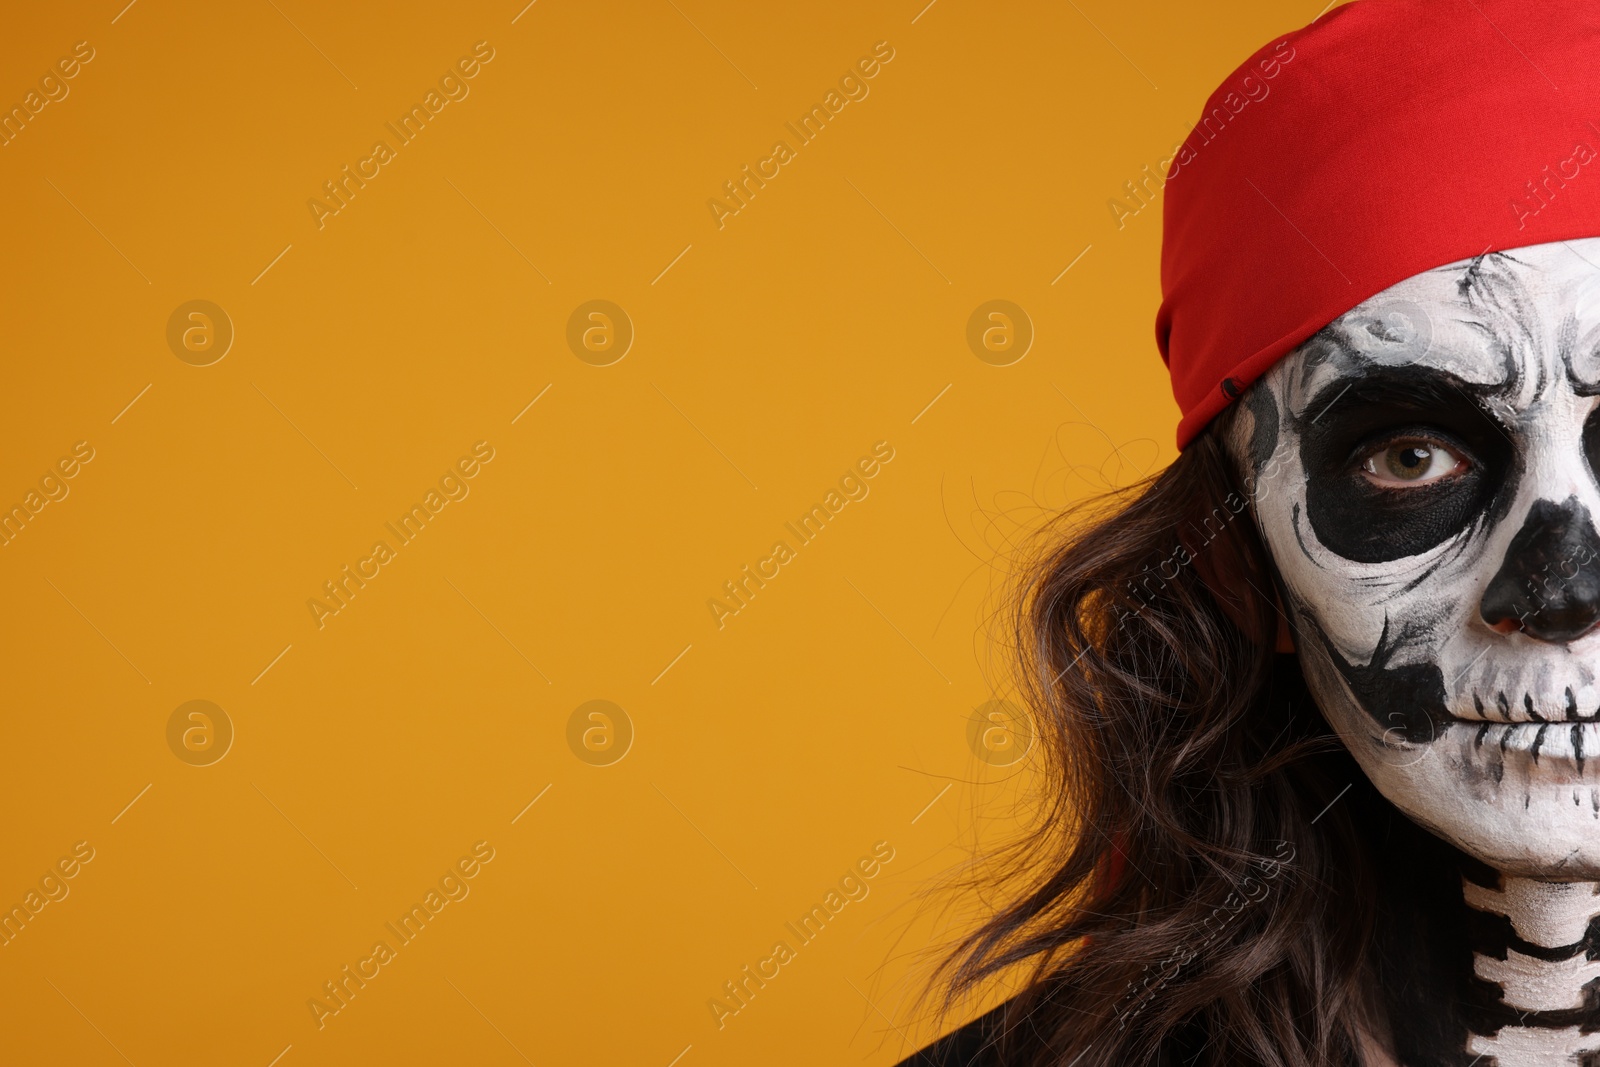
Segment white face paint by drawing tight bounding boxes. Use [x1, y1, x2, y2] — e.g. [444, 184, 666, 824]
[1230, 237, 1600, 879]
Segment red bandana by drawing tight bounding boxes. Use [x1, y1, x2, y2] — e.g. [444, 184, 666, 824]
[1160, 0, 1600, 449]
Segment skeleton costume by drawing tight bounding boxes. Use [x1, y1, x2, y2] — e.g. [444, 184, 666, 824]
[902, 1, 1600, 1064]
[1235, 242, 1600, 1064]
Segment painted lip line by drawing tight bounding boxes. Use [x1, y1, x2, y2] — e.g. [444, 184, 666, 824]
[1453, 709, 1600, 725]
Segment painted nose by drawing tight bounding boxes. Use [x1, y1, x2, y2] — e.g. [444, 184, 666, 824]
[1481, 497, 1600, 642]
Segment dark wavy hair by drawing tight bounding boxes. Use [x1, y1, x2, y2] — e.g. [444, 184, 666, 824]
[926, 416, 1469, 1066]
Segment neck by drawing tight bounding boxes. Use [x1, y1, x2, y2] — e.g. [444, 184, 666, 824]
[1456, 873, 1600, 1064]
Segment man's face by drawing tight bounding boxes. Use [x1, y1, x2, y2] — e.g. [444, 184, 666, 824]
[1230, 237, 1600, 878]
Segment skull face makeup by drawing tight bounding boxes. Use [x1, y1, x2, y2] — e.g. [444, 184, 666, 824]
[1230, 237, 1600, 880]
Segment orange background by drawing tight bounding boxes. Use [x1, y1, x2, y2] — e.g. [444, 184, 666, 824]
[0, 1, 1321, 1064]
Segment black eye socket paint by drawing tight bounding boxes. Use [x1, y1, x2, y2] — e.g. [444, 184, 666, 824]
[1296, 366, 1514, 563]
[1242, 383, 1280, 478]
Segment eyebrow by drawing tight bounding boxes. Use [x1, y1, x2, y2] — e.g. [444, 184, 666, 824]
[1299, 362, 1509, 431]
[1314, 301, 1523, 401]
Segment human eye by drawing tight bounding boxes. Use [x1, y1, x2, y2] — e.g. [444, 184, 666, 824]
[1358, 436, 1470, 487]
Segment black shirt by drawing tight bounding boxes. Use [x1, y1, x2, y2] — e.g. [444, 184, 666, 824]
[895, 999, 1034, 1066]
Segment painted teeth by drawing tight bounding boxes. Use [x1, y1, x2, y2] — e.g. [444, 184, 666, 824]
[1455, 691, 1600, 723]
[1468, 721, 1600, 771]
